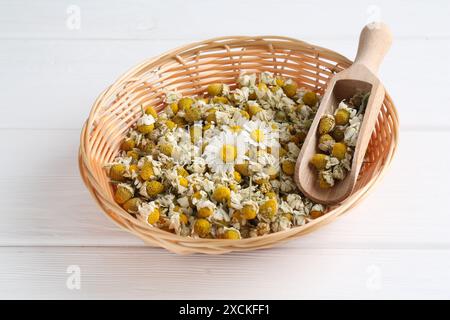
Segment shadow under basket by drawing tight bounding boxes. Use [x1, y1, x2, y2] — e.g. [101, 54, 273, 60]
[79, 36, 399, 254]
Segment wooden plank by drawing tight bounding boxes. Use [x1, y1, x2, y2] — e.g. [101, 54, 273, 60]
[0, 0, 449, 40]
[0, 129, 448, 248]
[0, 247, 449, 299]
[0, 38, 448, 129]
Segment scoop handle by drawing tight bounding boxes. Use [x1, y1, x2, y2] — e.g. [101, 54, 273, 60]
[354, 22, 392, 75]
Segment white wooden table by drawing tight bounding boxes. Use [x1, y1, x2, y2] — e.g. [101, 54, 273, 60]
[1, 0, 449, 299]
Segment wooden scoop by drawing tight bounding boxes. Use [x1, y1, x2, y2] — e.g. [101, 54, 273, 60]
[294, 23, 392, 205]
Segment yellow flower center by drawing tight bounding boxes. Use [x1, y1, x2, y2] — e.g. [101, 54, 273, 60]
[220, 144, 237, 163]
[250, 129, 265, 143]
[229, 125, 242, 133]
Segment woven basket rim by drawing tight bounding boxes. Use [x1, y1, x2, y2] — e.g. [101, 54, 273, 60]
[79, 35, 399, 254]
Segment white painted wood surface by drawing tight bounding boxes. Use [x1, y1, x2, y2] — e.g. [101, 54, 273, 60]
[0, 0, 449, 299]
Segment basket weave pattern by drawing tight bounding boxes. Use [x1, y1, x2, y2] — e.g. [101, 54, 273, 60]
[79, 36, 399, 254]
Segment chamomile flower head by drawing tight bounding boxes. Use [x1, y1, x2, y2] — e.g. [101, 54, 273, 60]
[138, 201, 160, 225]
[202, 132, 247, 173]
[242, 120, 279, 149]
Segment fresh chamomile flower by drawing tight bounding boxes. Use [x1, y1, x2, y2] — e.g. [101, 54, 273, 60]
[242, 120, 279, 149]
[202, 132, 247, 173]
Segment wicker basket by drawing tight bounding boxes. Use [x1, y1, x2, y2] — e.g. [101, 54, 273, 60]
[79, 36, 399, 254]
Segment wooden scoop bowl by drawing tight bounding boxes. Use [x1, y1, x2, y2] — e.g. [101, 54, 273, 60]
[294, 23, 392, 205]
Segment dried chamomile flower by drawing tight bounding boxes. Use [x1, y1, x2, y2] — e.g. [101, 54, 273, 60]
[146, 180, 165, 197]
[241, 201, 258, 220]
[179, 212, 189, 225]
[240, 110, 250, 120]
[114, 184, 134, 204]
[185, 107, 202, 123]
[310, 153, 329, 170]
[121, 138, 135, 151]
[282, 80, 298, 98]
[145, 106, 158, 119]
[110, 164, 126, 182]
[302, 91, 318, 107]
[318, 115, 335, 135]
[247, 103, 263, 117]
[169, 102, 179, 114]
[213, 96, 229, 104]
[159, 143, 173, 157]
[205, 108, 217, 123]
[332, 165, 346, 180]
[172, 115, 187, 126]
[137, 114, 155, 134]
[147, 209, 160, 225]
[127, 150, 139, 161]
[318, 134, 335, 153]
[233, 171, 242, 183]
[275, 76, 285, 87]
[140, 161, 154, 181]
[234, 162, 251, 176]
[194, 218, 211, 238]
[290, 131, 306, 145]
[129, 164, 138, 175]
[331, 126, 345, 142]
[310, 204, 325, 219]
[259, 198, 278, 220]
[197, 200, 215, 218]
[281, 160, 296, 176]
[207, 83, 223, 97]
[331, 142, 347, 160]
[123, 197, 141, 214]
[222, 228, 241, 240]
[178, 97, 194, 111]
[212, 185, 231, 202]
[334, 108, 350, 126]
[318, 170, 334, 189]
